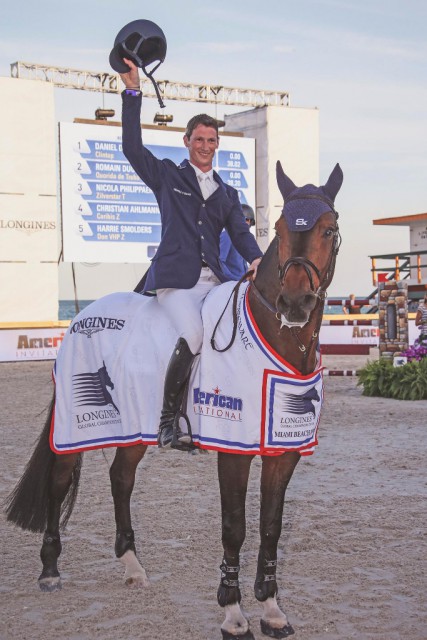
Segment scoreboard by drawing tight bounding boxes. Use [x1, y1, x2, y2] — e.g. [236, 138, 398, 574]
[59, 122, 255, 263]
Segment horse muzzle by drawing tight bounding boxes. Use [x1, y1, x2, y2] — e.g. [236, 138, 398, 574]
[275, 291, 318, 328]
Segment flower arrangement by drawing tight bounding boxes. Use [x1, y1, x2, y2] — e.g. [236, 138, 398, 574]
[400, 343, 427, 362]
[400, 333, 427, 362]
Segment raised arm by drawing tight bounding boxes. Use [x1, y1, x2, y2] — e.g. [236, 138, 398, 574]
[119, 58, 164, 191]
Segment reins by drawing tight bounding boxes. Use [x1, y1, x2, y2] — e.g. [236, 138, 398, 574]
[210, 272, 250, 353]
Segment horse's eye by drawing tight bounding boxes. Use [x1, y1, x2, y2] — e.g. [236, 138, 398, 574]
[324, 228, 335, 238]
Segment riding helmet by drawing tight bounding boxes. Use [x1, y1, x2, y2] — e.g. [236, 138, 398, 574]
[109, 19, 167, 74]
[242, 204, 256, 227]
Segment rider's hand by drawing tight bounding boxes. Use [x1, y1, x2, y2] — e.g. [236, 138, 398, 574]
[247, 258, 261, 281]
[120, 58, 140, 90]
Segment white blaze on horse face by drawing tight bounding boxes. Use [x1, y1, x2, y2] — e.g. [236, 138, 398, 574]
[119, 549, 150, 588]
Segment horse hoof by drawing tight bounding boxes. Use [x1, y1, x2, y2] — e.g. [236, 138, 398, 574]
[260, 618, 294, 638]
[38, 576, 62, 592]
[125, 574, 150, 589]
[221, 629, 255, 640]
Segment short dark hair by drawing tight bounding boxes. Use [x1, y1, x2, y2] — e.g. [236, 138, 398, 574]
[185, 114, 219, 139]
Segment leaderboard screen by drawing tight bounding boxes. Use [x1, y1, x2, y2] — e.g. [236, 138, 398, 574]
[59, 122, 255, 263]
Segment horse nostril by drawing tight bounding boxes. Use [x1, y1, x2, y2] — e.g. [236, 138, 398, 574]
[276, 294, 289, 313]
[303, 294, 317, 311]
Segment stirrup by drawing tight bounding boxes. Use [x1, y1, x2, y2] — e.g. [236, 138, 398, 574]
[171, 411, 195, 451]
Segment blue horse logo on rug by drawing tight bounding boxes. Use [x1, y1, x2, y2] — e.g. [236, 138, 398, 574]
[282, 386, 320, 417]
[72, 361, 119, 413]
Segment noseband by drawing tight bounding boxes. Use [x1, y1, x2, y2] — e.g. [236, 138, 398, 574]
[278, 256, 321, 295]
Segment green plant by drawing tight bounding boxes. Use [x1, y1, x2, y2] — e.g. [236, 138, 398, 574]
[358, 357, 427, 400]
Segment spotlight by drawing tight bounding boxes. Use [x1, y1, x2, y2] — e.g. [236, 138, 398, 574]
[154, 113, 173, 126]
[95, 108, 115, 120]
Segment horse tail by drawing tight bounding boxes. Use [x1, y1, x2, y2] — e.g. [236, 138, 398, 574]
[4, 393, 83, 533]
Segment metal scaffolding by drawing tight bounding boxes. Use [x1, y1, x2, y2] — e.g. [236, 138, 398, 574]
[10, 61, 290, 107]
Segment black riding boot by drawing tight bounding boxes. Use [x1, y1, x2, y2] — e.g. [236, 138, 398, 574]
[158, 337, 195, 449]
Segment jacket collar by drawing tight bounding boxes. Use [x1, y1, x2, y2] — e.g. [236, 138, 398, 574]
[178, 159, 227, 200]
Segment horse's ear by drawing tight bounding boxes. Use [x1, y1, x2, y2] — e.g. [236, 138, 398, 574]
[323, 163, 343, 201]
[276, 161, 297, 199]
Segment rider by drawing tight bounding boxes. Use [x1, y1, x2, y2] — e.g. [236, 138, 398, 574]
[219, 204, 256, 281]
[120, 59, 263, 449]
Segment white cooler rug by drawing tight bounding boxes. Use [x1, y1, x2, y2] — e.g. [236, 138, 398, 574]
[52, 283, 323, 457]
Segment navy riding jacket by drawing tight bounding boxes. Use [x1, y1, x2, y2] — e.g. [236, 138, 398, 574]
[219, 230, 248, 281]
[121, 92, 263, 293]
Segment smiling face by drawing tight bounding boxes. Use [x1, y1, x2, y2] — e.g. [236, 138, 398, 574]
[183, 124, 219, 172]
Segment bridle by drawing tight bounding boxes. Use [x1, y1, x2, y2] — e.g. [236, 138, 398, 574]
[211, 195, 342, 368]
[250, 195, 341, 367]
[253, 196, 341, 309]
[277, 194, 341, 296]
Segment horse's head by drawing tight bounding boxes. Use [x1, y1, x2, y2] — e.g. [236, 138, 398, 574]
[273, 162, 343, 328]
[99, 361, 114, 390]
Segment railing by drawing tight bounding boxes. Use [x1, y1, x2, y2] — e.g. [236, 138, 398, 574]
[325, 298, 376, 308]
[369, 250, 427, 286]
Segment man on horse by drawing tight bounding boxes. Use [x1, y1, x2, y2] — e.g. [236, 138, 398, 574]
[119, 59, 263, 449]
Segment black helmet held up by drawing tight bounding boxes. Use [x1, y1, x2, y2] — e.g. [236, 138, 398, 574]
[242, 204, 256, 226]
[110, 19, 167, 108]
[109, 19, 167, 74]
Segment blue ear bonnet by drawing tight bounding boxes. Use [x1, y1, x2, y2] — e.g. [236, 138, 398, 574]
[276, 162, 343, 232]
[282, 185, 337, 232]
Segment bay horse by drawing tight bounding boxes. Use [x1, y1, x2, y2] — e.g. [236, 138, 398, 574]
[5, 161, 343, 639]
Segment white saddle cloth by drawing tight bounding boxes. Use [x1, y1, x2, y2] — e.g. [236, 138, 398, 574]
[52, 283, 323, 456]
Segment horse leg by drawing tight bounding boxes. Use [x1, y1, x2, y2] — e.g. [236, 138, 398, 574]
[39, 453, 81, 592]
[109, 444, 149, 588]
[217, 452, 255, 640]
[255, 452, 300, 638]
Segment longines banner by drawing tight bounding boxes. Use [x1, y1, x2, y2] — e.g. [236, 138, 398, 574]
[0, 194, 57, 262]
[59, 122, 256, 263]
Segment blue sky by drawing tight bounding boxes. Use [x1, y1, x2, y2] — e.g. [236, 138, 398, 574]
[1, 0, 426, 295]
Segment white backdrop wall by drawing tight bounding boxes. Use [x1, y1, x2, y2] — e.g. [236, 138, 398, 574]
[0, 77, 58, 322]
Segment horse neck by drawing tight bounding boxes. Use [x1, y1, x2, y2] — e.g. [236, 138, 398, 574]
[249, 239, 324, 375]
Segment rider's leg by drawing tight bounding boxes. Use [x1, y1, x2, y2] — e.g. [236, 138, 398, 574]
[156, 267, 220, 448]
[158, 336, 194, 447]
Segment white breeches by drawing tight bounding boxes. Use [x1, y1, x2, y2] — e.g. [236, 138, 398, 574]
[156, 267, 220, 354]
